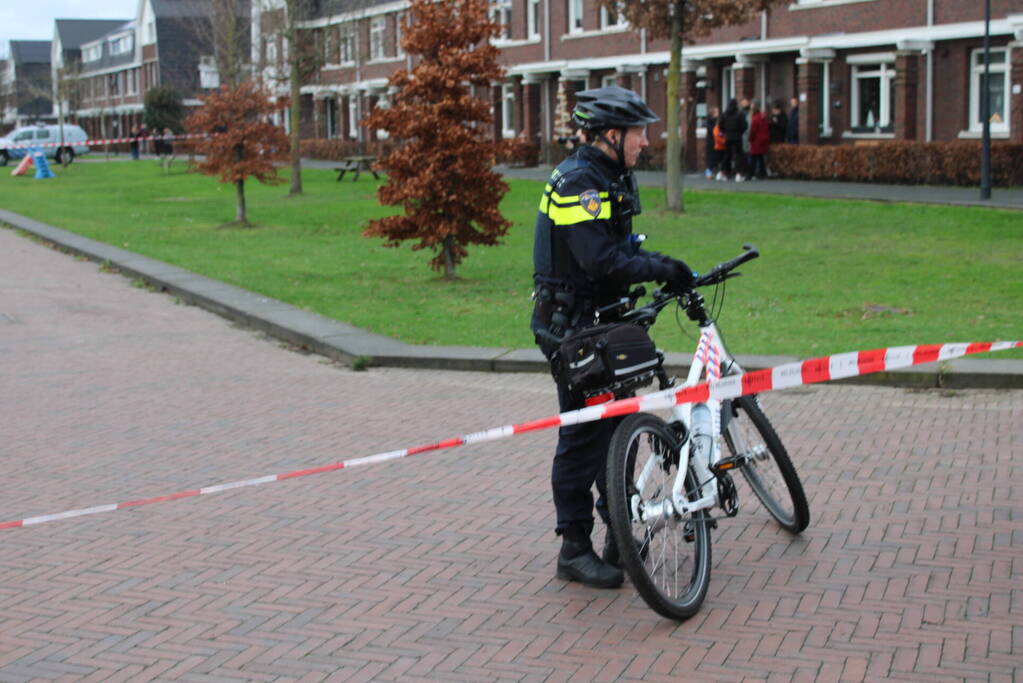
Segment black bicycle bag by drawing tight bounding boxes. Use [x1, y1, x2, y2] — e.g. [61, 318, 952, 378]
[557, 322, 661, 395]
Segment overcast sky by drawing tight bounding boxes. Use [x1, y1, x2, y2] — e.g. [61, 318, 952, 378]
[1, 0, 138, 59]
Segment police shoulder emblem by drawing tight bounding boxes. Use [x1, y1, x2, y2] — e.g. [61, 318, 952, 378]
[579, 189, 602, 217]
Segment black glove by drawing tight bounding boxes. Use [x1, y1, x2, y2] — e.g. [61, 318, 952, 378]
[661, 257, 694, 293]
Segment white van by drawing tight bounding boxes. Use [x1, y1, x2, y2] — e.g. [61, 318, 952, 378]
[0, 123, 90, 166]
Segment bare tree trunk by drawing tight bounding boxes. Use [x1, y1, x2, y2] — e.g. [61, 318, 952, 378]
[664, 0, 685, 213]
[235, 179, 247, 223]
[287, 0, 303, 196]
[442, 236, 456, 280]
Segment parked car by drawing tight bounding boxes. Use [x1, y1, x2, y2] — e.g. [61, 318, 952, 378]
[0, 123, 90, 166]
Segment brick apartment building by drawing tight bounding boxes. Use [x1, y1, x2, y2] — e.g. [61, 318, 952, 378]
[266, 0, 1022, 170]
[70, 0, 246, 141]
[51, 20, 133, 127]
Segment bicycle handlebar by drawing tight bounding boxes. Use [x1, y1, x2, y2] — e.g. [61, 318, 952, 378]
[690, 243, 759, 289]
[618, 244, 760, 327]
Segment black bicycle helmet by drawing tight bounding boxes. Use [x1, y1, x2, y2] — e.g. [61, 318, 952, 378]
[572, 86, 660, 131]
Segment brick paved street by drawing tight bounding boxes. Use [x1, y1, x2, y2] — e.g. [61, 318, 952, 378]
[1, 225, 1020, 682]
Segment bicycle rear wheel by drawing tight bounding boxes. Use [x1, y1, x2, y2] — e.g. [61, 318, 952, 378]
[722, 396, 810, 533]
[607, 413, 712, 621]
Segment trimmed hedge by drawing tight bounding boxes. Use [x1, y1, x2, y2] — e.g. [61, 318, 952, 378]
[769, 141, 1023, 187]
[301, 137, 1023, 188]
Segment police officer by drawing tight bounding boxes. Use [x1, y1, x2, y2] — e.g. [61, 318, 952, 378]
[531, 87, 693, 588]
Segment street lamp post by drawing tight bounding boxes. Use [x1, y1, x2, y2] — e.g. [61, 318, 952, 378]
[980, 0, 991, 200]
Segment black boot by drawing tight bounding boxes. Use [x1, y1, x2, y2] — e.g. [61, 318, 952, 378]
[602, 530, 648, 569]
[556, 523, 624, 589]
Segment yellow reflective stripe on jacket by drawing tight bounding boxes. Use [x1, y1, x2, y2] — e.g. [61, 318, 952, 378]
[548, 199, 612, 225]
[539, 186, 611, 224]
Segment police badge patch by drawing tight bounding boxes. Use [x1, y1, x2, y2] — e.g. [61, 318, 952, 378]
[579, 189, 602, 217]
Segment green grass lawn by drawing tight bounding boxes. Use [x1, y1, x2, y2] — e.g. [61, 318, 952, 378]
[1, 158, 1020, 359]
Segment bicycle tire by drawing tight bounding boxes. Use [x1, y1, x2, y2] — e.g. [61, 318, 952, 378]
[607, 412, 712, 621]
[722, 395, 810, 533]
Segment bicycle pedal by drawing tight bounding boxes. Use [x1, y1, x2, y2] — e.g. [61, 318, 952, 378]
[711, 455, 743, 475]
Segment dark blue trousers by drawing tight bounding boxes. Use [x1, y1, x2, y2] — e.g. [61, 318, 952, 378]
[552, 381, 623, 532]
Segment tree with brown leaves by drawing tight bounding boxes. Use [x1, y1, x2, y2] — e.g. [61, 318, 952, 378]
[186, 82, 290, 226]
[363, 0, 511, 280]
[604, 0, 786, 212]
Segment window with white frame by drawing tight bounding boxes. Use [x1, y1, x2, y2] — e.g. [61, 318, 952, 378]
[527, 0, 541, 39]
[199, 56, 219, 89]
[145, 21, 156, 44]
[395, 14, 405, 58]
[83, 44, 101, 62]
[501, 83, 516, 138]
[491, 0, 512, 40]
[568, 0, 584, 34]
[600, 2, 626, 30]
[850, 61, 894, 132]
[324, 27, 337, 64]
[721, 65, 736, 108]
[266, 38, 278, 67]
[348, 95, 360, 138]
[340, 25, 355, 64]
[817, 61, 831, 136]
[601, 74, 618, 88]
[374, 93, 390, 139]
[370, 17, 386, 60]
[109, 35, 133, 56]
[969, 48, 1009, 133]
[326, 97, 338, 138]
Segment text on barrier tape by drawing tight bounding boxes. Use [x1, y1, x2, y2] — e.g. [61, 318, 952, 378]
[1, 340, 1019, 531]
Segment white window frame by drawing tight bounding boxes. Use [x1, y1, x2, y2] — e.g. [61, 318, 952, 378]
[326, 97, 337, 138]
[491, 0, 513, 40]
[199, 56, 219, 89]
[369, 16, 386, 61]
[145, 21, 156, 44]
[601, 74, 618, 88]
[850, 61, 894, 132]
[339, 24, 356, 65]
[721, 65, 736, 108]
[83, 44, 101, 62]
[324, 27, 337, 65]
[600, 2, 627, 30]
[568, 0, 584, 34]
[969, 47, 1009, 134]
[348, 95, 360, 138]
[395, 13, 405, 58]
[109, 35, 133, 56]
[501, 83, 516, 138]
[266, 39, 278, 68]
[818, 60, 832, 137]
[527, 0, 540, 39]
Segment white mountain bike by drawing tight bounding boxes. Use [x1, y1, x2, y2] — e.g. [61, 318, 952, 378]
[604, 244, 810, 621]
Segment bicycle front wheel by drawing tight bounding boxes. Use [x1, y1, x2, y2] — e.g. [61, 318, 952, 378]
[722, 396, 810, 533]
[607, 413, 712, 621]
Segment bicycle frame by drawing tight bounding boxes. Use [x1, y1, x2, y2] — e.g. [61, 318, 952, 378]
[631, 319, 743, 525]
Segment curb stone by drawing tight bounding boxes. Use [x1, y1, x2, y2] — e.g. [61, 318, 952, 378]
[3, 209, 1021, 390]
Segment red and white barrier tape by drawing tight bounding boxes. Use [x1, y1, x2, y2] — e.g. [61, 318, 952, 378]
[1, 340, 1019, 531]
[2, 133, 205, 151]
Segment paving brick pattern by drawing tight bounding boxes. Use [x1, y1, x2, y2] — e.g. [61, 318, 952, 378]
[1, 226, 1020, 682]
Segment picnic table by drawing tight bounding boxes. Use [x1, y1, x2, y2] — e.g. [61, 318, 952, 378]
[334, 155, 379, 182]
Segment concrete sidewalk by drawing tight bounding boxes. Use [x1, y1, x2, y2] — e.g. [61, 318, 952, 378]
[2, 208, 1020, 390]
[492, 164, 1023, 211]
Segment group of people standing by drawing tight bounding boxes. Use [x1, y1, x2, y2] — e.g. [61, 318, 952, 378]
[128, 125, 176, 160]
[704, 96, 799, 182]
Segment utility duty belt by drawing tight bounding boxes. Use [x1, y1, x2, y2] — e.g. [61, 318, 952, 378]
[532, 282, 592, 349]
